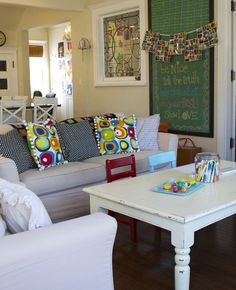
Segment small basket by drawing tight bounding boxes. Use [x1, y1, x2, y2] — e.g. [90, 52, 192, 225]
[177, 138, 202, 166]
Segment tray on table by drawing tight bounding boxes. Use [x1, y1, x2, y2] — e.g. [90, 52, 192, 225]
[152, 182, 204, 196]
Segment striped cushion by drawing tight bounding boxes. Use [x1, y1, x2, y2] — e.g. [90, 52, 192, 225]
[0, 129, 36, 174]
[56, 120, 100, 162]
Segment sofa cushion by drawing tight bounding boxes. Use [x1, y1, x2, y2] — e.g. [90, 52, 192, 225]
[136, 114, 160, 151]
[20, 162, 106, 196]
[94, 115, 140, 155]
[0, 178, 52, 233]
[25, 122, 66, 170]
[84, 150, 166, 175]
[0, 214, 7, 237]
[60, 113, 118, 134]
[55, 120, 100, 162]
[0, 129, 37, 174]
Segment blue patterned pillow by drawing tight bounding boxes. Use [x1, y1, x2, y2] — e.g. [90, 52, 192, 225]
[94, 115, 140, 155]
[25, 122, 66, 170]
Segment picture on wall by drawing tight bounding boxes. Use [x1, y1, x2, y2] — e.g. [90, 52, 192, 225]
[92, 0, 147, 86]
[103, 10, 140, 80]
[58, 42, 64, 58]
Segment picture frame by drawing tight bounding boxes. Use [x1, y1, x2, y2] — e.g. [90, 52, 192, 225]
[92, 0, 148, 87]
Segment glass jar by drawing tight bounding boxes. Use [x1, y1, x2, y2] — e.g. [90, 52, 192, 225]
[195, 152, 220, 183]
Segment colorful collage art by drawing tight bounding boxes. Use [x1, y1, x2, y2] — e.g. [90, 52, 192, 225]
[142, 21, 217, 62]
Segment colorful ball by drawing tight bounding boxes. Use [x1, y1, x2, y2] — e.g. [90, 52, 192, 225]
[172, 186, 179, 193]
[163, 183, 172, 190]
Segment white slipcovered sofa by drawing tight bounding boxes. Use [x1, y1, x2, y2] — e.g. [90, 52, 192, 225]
[0, 123, 178, 222]
[0, 212, 117, 290]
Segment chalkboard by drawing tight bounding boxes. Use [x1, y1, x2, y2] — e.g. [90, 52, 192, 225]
[149, 0, 214, 137]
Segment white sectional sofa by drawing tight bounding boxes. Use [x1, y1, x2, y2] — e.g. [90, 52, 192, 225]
[0, 124, 178, 222]
[0, 212, 117, 290]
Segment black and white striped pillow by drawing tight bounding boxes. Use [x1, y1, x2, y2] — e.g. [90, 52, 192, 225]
[0, 129, 36, 174]
[56, 120, 100, 162]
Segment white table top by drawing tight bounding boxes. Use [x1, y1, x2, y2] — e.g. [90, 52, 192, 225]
[84, 160, 236, 224]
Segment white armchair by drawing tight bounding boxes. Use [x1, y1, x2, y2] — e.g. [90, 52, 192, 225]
[0, 213, 117, 290]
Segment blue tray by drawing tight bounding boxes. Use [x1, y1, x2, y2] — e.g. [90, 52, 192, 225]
[152, 182, 204, 196]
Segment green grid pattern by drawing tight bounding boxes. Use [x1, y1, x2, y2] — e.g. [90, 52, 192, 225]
[150, 0, 213, 136]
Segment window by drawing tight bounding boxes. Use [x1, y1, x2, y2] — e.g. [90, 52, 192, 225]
[92, 0, 147, 86]
[29, 42, 49, 97]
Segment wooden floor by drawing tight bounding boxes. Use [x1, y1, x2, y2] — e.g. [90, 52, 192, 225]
[113, 215, 236, 290]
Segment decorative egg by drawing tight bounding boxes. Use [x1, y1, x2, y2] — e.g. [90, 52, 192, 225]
[177, 181, 187, 189]
[181, 187, 187, 193]
[163, 183, 172, 190]
[172, 186, 179, 193]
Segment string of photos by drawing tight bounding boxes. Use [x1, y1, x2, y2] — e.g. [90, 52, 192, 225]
[142, 21, 217, 62]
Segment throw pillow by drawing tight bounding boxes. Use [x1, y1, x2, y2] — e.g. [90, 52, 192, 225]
[60, 113, 118, 133]
[55, 120, 100, 162]
[136, 114, 160, 151]
[25, 122, 66, 170]
[94, 115, 140, 155]
[0, 129, 37, 174]
[0, 214, 7, 237]
[0, 178, 52, 233]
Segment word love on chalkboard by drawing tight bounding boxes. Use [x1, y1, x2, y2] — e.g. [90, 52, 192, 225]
[155, 56, 213, 136]
[149, 0, 214, 137]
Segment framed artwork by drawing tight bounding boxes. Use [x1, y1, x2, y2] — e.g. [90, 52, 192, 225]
[92, 0, 147, 86]
[58, 42, 64, 58]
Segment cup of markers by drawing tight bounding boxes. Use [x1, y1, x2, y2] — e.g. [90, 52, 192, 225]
[195, 152, 220, 183]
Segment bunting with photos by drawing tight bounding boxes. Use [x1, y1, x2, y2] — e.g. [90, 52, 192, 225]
[142, 21, 217, 62]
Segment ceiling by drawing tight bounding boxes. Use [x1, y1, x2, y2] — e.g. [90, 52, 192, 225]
[0, 0, 87, 11]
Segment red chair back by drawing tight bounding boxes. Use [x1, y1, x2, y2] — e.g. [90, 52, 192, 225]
[105, 154, 136, 183]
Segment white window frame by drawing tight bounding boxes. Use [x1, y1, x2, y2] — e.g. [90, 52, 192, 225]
[92, 0, 148, 87]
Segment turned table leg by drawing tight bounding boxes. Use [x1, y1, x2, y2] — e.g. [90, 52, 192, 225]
[174, 247, 191, 290]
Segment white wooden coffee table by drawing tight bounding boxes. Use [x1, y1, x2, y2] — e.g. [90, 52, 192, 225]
[83, 160, 236, 290]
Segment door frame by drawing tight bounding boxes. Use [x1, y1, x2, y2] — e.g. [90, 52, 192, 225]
[233, 4, 236, 161]
[0, 47, 18, 96]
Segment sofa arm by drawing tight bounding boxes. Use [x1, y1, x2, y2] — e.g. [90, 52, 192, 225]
[0, 156, 20, 183]
[0, 213, 117, 290]
[158, 132, 178, 154]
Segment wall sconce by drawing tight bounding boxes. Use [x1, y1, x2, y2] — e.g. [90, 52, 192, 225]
[78, 38, 91, 61]
[78, 38, 91, 50]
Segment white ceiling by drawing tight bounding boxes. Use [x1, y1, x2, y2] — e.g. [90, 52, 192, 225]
[0, 0, 87, 11]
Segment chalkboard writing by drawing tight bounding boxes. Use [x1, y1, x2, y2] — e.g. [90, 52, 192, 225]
[149, 0, 214, 137]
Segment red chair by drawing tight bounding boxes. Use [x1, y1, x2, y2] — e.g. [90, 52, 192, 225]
[105, 154, 137, 243]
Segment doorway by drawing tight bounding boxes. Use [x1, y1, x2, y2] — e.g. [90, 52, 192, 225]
[29, 41, 49, 97]
[233, 7, 236, 161]
[28, 22, 73, 121]
[0, 48, 18, 96]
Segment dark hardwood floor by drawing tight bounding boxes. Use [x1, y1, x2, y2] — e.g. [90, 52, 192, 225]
[113, 215, 236, 290]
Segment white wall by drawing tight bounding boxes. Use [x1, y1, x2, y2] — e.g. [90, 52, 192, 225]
[0, 0, 233, 160]
[48, 23, 73, 120]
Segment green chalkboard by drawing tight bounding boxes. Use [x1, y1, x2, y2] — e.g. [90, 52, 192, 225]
[149, 0, 214, 137]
